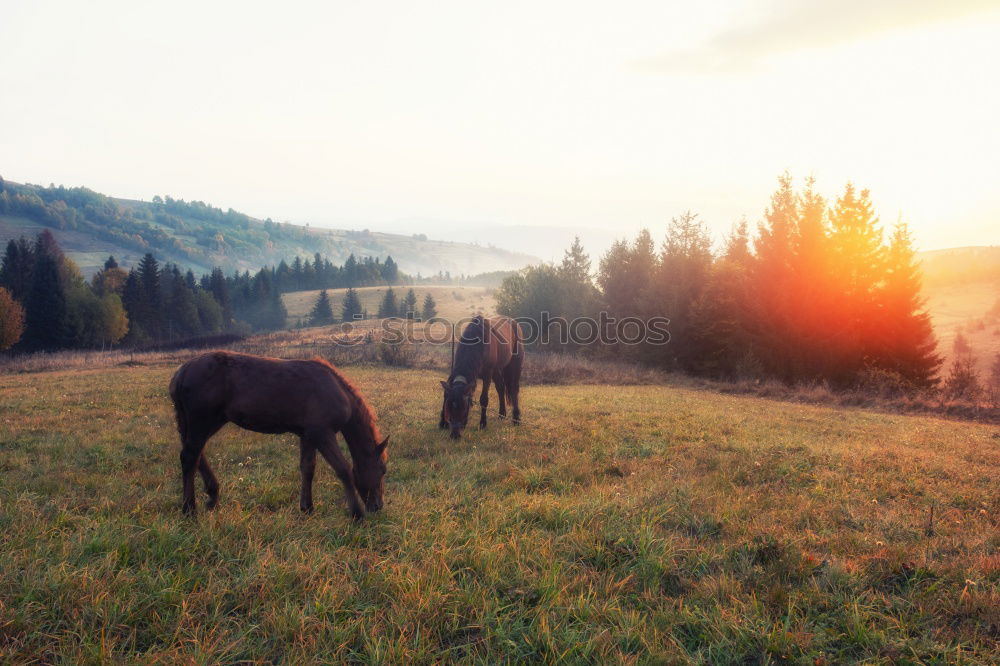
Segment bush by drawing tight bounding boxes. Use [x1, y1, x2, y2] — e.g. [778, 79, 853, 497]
[0, 287, 25, 351]
[378, 342, 415, 367]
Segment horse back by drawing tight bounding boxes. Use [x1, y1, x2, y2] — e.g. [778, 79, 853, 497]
[483, 316, 520, 373]
[170, 351, 353, 435]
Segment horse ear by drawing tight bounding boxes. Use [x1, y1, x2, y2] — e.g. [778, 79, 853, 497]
[377, 436, 389, 454]
[440, 380, 449, 390]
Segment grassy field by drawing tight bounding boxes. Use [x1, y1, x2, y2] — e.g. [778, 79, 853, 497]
[924, 281, 1000, 377]
[283, 285, 496, 327]
[1, 360, 998, 663]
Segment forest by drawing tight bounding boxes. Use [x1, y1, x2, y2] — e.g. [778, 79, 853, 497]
[0, 231, 410, 351]
[495, 175, 946, 391]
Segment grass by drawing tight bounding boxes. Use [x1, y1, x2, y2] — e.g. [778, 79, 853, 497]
[282, 285, 496, 327]
[924, 280, 1000, 377]
[1, 361, 998, 663]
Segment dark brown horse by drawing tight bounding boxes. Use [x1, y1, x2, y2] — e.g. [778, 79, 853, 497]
[169, 351, 388, 520]
[439, 315, 523, 438]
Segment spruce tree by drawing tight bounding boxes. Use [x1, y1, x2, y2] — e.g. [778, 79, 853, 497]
[377, 287, 399, 318]
[653, 212, 713, 368]
[209, 267, 232, 329]
[0, 237, 35, 302]
[827, 183, 885, 382]
[421, 292, 438, 320]
[309, 289, 335, 326]
[136, 253, 163, 335]
[874, 221, 941, 387]
[24, 250, 70, 350]
[750, 173, 800, 380]
[401, 289, 418, 319]
[342, 287, 362, 322]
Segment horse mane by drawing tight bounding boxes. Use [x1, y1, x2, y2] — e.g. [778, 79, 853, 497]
[310, 357, 383, 444]
[452, 316, 486, 383]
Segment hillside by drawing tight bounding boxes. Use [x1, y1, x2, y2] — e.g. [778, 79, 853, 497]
[1, 361, 997, 662]
[282, 285, 496, 326]
[0, 180, 538, 277]
[916, 246, 1000, 375]
[919, 246, 1000, 288]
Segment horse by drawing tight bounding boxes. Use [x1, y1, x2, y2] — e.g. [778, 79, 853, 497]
[168, 351, 388, 520]
[439, 315, 523, 439]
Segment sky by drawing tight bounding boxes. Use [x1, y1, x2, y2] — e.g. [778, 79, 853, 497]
[2, 0, 999, 256]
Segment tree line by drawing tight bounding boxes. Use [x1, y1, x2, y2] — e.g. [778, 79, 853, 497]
[0, 231, 413, 352]
[496, 175, 942, 389]
[306, 287, 438, 326]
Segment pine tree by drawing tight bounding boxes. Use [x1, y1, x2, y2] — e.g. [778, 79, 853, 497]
[309, 289, 335, 326]
[382, 256, 399, 284]
[598, 229, 657, 319]
[136, 253, 163, 335]
[653, 211, 713, 368]
[401, 289, 418, 319]
[121, 270, 149, 344]
[209, 268, 232, 329]
[378, 287, 399, 318]
[421, 293, 438, 320]
[750, 173, 800, 380]
[872, 221, 941, 387]
[0, 237, 35, 302]
[164, 269, 201, 339]
[827, 183, 885, 382]
[342, 287, 362, 322]
[24, 248, 70, 350]
[943, 333, 982, 401]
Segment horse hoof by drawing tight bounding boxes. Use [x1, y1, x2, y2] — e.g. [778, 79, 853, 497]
[300, 504, 314, 515]
[438, 421, 448, 430]
[205, 498, 219, 511]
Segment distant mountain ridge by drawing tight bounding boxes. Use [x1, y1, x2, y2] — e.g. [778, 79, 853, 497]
[918, 245, 1000, 287]
[0, 179, 539, 277]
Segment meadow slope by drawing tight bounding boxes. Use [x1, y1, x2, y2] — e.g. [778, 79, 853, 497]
[1, 363, 998, 663]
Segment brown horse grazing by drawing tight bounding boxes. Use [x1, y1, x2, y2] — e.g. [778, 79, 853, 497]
[439, 315, 523, 439]
[169, 351, 388, 520]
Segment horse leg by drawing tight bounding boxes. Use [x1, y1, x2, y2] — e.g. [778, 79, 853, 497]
[180, 446, 200, 517]
[313, 432, 365, 520]
[179, 415, 224, 517]
[493, 370, 506, 420]
[505, 358, 522, 425]
[438, 398, 448, 429]
[198, 457, 220, 510]
[478, 374, 491, 430]
[299, 439, 317, 514]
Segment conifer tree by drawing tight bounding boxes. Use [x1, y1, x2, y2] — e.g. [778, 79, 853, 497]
[873, 221, 941, 386]
[309, 289, 335, 326]
[421, 292, 438, 320]
[24, 246, 70, 350]
[342, 287, 362, 322]
[0, 237, 34, 302]
[401, 289, 418, 319]
[827, 183, 885, 381]
[653, 212, 713, 368]
[378, 287, 399, 318]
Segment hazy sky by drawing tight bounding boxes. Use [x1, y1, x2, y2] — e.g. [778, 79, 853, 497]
[2, 0, 999, 252]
